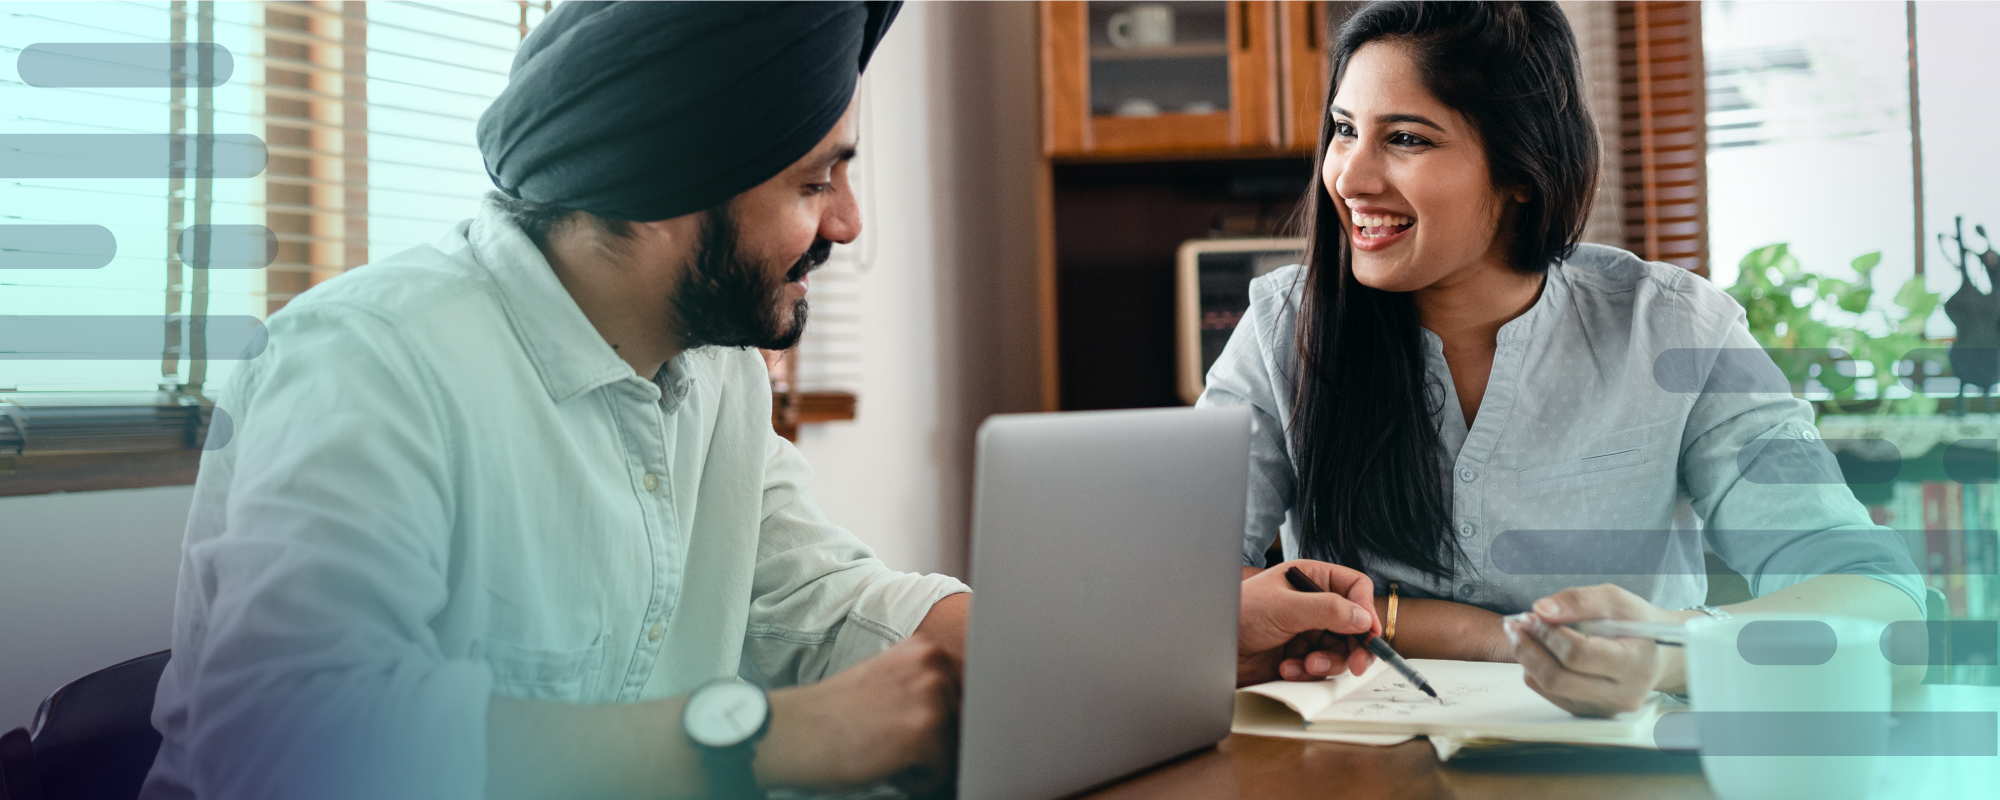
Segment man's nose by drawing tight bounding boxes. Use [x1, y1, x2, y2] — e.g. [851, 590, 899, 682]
[821, 187, 861, 245]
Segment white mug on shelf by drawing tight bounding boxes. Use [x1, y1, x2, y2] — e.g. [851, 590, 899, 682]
[1684, 614, 1893, 800]
[1107, 4, 1175, 49]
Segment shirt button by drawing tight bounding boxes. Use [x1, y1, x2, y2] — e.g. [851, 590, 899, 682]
[1456, 584, 1479, 599]
[1458, 467, 1478, 483]
[1458, 522, 1476, 537]
[642, 473, 660, 492]
[647, 624, 663, 642]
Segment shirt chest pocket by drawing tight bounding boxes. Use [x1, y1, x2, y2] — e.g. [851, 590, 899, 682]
[475, 636, 604, 701]
[1513, 429, 1661, 486]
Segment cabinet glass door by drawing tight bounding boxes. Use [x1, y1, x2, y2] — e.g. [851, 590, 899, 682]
[1086, 2, 1232, 119]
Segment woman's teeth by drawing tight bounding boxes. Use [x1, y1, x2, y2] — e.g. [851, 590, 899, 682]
[1354, 213, 1414, 239]
[1353, 213, 1413, 228]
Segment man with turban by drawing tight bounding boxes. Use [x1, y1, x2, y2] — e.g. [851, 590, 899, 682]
[144, 3, 1387, 798]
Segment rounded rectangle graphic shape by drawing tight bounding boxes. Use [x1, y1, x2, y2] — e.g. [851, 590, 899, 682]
[0, 315, 266, 360]
[0, 134, 267, 178]
[0, 224, 115, 269]
[16, 42, 234, 87]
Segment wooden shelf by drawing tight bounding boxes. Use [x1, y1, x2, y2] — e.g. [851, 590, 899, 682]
[1088, 42, 1229, 61]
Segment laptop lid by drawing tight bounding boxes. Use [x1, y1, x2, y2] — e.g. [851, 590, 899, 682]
[957, 407, 1250, 800]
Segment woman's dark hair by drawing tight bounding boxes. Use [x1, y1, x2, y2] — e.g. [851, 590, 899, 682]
[1288, 1, 1597, 579]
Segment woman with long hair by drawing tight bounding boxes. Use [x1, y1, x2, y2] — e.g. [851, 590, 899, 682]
[1201, 1, 1923, 714]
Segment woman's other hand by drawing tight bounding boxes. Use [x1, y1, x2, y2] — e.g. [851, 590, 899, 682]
[1506, 583, 1683, 717]
[1238, 560, 1378, 686]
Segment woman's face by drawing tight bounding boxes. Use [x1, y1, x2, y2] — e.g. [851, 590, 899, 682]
[1323, 41, 1522, 293]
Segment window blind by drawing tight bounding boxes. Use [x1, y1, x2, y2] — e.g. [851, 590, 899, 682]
[1, 1, 546, 480]
[1617, 0, 1709, 276]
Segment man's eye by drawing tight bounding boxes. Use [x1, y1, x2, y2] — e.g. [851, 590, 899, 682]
[804, 182, 832, 195]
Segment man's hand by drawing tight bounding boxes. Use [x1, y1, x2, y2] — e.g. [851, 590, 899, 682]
[1506, 583, 1681, 717]
[753, 638, 959, 793]
[1237, 559, 1379, 686]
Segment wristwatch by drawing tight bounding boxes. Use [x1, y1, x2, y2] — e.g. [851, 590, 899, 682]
[1686, 604, 1733, 621]
[682, 678, 771, 800]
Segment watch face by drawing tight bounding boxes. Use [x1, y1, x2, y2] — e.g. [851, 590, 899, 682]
[685, 681, 769, 748]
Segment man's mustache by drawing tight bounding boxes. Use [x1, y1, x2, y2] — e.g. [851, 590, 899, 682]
[786, 238, 833, 283]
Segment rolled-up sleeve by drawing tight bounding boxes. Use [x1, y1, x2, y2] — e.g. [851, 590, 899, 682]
[1678, 311, 1927, 614]
[740, 431, 968, 687]
[1197, 271, 1300, 567]
[155, 304, 491, 800]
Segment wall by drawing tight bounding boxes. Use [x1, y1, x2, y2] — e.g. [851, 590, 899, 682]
[0, 2, 1043, 727]
[793, 1, 1044, 580]
[0, 485, 192, 727]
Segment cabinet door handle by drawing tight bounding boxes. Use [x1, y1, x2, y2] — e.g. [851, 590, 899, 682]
[1239, 2, 1251, 50]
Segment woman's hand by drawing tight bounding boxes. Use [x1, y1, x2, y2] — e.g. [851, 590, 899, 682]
[1505, 583, 1685, 717]
[1237, 560, 1378, 686]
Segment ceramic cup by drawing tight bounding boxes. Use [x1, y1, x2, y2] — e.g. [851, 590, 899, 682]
[1685, 613, 1893, 800]
[1107, 4, 1174, 49]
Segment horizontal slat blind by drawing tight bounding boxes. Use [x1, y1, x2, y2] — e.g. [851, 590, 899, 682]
[0, 1, 543, 400]
[1617, 0, 1709, 275]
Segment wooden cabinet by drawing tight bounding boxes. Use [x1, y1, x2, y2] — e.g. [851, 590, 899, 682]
[1039, 1, 1331, 159]
[1034, 2, 1347, 411]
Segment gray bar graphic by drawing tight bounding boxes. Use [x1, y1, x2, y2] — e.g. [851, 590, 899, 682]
[0, 224, 115, 269]
[0, 134, 267, 178]
[1654, 712, 1997, 756]
[1738, 438, 1889, 484]
[0, 315, 266, 360]
[1489, 529, 1970, 575]
[17, 43, 234, 87]
[1737, 620, 1837, 666]
[177, 225, 276, 269]
[1654, 348, 1819, 394]
[1881, 620, 1999, 667]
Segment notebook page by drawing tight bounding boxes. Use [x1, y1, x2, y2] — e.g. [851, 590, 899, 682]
[1306, 659, 1654, 739]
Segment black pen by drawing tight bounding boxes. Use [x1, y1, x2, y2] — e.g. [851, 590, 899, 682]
[1283, 566, 1442, 703]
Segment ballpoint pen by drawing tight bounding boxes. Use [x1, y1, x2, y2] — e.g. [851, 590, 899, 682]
[1283, 567, 1442, 703]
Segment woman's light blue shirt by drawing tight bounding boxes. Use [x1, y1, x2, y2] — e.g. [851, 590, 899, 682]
[1197, 243, 1924, 614]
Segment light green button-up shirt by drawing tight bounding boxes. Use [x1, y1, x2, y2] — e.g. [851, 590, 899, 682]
[143, 198, 967, 800]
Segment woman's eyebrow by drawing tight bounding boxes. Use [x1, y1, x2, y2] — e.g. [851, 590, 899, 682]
[1327, 105, 1447, 133]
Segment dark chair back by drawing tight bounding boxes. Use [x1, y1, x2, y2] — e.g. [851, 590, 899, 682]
[0, 651, 170, 800]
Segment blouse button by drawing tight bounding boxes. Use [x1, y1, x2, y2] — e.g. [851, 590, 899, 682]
[1458, 467, 1478, 483]
[1458, 521, 1476, 538]
[648, 624, 663, 642]
[642, 473, 660, 492]
[1456, 584, 1478, 599]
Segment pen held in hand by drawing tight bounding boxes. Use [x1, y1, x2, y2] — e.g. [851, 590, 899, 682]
[1503, 613, 1688, 646]
[1282, 566, 1442, 703]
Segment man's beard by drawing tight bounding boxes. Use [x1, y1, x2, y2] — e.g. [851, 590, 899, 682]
[671, 208, 831, 351]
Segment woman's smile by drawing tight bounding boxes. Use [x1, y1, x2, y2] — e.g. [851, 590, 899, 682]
[1348, 204, 1416, 252]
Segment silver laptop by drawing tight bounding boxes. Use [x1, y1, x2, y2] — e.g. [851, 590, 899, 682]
[957, 407, 1251, 800]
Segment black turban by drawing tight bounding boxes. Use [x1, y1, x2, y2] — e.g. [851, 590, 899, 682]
[477, 1, 900, 222]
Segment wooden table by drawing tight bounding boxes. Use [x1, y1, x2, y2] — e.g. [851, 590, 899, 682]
[1074, 735, 1712, 800]
[1074, 685, 2000, 800]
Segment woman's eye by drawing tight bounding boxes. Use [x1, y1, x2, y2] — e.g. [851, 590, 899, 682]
[1331, 121, 1356, 138]
[1388, 132, 1432, 148]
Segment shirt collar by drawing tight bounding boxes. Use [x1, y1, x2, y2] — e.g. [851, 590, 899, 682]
[466, 196, 651, 404]
[1496, 260, 1569, 343]
[1418, 260, 1570, 349]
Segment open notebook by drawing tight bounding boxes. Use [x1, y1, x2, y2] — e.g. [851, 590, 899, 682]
[1236, 658, 1664, 743]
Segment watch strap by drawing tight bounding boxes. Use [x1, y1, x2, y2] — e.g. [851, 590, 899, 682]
[694, 741, 765, 800]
